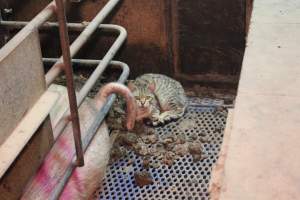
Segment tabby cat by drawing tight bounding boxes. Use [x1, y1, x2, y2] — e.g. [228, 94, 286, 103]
[128, 73, 187, 126]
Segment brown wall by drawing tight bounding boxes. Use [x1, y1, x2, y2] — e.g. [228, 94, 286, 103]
[175, 0, 245, 76]
[1, 0, 247, 86]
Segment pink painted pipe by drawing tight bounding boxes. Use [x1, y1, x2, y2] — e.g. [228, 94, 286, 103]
[21, 83, 137, 199]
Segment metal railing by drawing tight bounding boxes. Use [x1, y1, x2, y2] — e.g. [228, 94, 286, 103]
[0, 0, 129, 197]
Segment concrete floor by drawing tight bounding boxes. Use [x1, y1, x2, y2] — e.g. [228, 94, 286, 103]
[215, 0, 300, 199]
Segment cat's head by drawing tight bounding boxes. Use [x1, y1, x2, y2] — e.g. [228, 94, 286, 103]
[128, 81, 156, 120]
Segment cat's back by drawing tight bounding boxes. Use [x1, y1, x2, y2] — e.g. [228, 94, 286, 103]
[136, 73, 187, 106]
[136, 73, 182, 90]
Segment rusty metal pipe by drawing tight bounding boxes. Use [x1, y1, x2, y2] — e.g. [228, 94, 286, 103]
[46, 0, 120, 85]
[55, 0, 84, 166]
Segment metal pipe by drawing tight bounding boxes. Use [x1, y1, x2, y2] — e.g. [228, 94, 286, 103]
[50, 62, 130, 200]
[77, 25, 127, 104]
[0, 20, 115, 32]
[55, 0, 84, 166]
[43, 57, 125, 68]
[52, 24, 127, 139]
[45, 0, 120, 85]
[0, 20, 93, 32]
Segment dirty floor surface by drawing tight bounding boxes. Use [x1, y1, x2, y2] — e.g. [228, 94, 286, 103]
[95, 98, 228, 200]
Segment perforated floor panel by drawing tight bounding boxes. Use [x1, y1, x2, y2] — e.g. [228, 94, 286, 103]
[96, 99, 227, 200]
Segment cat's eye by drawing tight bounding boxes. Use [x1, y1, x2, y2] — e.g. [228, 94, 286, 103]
[146, 96, 153, 100]
[134, 96, 140, 100]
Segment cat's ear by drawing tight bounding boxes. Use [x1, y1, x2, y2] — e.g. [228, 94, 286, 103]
[127, 81, 136, 92]
[148, 82, 156, 92]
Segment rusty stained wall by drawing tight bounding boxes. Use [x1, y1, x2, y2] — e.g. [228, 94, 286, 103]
[175, 0, 245, 76]
[1, 0, 246, 86]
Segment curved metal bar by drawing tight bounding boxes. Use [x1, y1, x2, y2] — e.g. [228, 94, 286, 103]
[77, 25, 127, 105]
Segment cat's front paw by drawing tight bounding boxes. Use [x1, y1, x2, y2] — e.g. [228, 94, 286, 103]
[151, 115, 165, 126]
[152, 120, 161, 126]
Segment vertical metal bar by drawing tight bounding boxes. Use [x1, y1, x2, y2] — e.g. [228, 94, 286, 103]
[55, 0, 84, 166]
